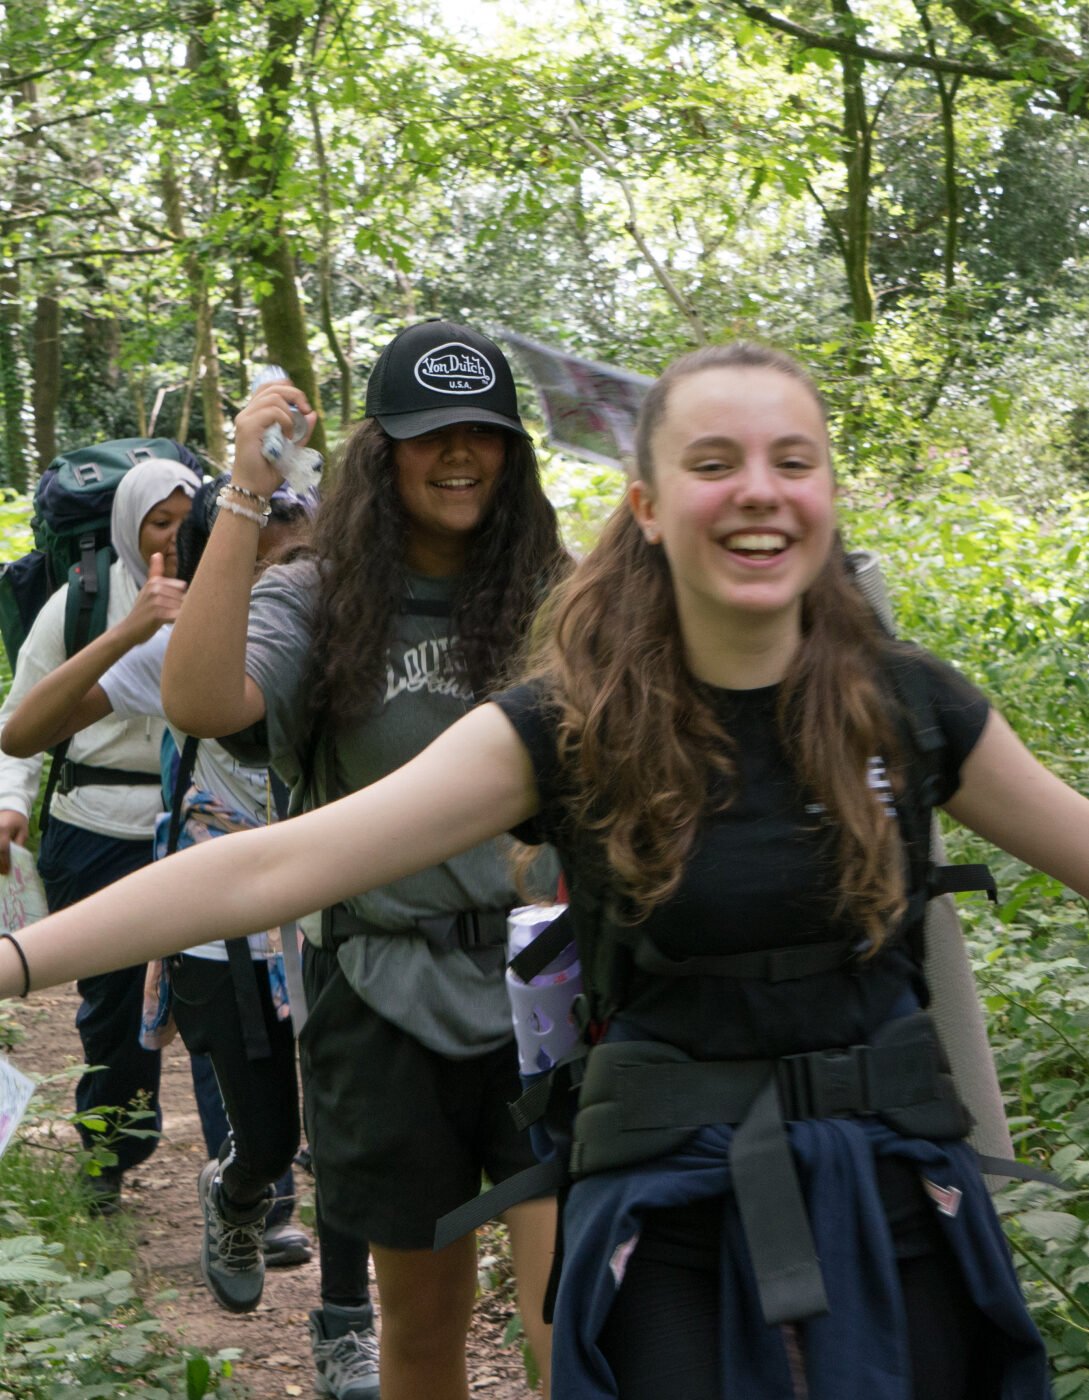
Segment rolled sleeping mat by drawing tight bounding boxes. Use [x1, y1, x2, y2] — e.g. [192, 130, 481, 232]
[849, 549, 1013, 1181]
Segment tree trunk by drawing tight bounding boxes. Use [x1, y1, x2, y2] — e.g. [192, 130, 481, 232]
[186, 2, 326, 453]
[197, 291, 227, 466]
[309, 87, 352, 429]
[0, 264, 28, 490]
[1, 69, 36, 489]
[251, 231, 327, 452]
[159, 152, 227, 464]
[31, 288, 60, 471]
[131, 375, 148, 437]
[231, 271, 248, 402]
[834, 0, 876, 335]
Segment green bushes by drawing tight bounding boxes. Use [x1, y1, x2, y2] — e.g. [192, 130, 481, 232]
[847, 461, 1089, 1392]
[0, 1010, 240, 1397]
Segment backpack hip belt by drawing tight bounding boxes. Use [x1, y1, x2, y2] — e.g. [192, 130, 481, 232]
[55, 760, 161, 797]
[322, 903, 510, 957]
[438, 1011, 1039, 1327]
[565, 1011, 971, 1326]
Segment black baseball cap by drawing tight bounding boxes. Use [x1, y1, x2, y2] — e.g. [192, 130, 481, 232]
[364, 319, 529, 440]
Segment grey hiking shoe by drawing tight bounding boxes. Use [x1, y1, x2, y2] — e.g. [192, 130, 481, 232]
[308, 1308, 381, 1399]
[198, 1159, 269, 1313]
[263, 1218, 313, 1267]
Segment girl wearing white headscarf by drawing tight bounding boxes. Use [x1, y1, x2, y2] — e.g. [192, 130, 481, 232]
[0, 455, 198, 1212]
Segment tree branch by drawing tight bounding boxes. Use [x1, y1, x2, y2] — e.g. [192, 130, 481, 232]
[717, 0, 1032, 82]
[939, 0, 1088, 117]
[564, 114, 708, 345]
[10, 245, 171, 263]
[803, 177, 849, 265]
[6, 104, 118, 139]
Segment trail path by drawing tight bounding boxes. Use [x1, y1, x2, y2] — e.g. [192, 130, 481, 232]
[10, 986, 536, 1399]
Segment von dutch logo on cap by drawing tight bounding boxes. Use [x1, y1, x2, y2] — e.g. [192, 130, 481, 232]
[414, 342, 497, 396]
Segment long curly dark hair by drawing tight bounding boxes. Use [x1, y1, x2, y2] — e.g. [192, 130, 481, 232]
[304, 419, 569, 728]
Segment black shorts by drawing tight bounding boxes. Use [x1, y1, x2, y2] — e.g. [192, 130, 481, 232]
[299, 941, 542, 1250]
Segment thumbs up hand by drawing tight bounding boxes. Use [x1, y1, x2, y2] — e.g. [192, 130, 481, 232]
[124, 553, 189, 645]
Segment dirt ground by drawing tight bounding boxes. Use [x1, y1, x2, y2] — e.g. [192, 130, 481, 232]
[8, 986, 538, 1400]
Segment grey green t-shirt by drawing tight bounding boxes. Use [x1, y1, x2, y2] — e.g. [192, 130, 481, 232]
[221, 558, 555, 1057]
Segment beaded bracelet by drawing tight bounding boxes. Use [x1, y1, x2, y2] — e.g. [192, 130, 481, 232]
[222, 482, 271, 511]
[1, 931, 30, 998]
[218, 497, 269, 528]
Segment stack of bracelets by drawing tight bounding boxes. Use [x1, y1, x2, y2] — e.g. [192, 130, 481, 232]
[218, 482, 271, 527]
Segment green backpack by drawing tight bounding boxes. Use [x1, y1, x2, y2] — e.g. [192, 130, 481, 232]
[0, 437, 202, 669]
[0, 438, 204, 834]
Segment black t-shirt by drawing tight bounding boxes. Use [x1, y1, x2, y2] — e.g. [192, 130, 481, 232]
[494, 646, 989, 1060]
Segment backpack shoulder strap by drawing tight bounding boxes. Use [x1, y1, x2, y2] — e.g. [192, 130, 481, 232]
[881, 649, 996, 954]
[63, 545, 112, 658]
[166, 735, 201, 855]
[37, 739, 69, 836]
[40, 545, 112, 833]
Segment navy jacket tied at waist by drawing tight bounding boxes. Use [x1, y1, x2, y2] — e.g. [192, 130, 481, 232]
[553, 1117, 1049, 1400]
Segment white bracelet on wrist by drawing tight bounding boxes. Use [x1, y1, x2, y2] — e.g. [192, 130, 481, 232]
[222, 482, 272, 511]
[218, 497, 269, 528]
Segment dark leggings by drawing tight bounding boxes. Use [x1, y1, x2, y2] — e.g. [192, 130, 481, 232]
[598, 1237, 995, 1400]
[301, 941, 373, 1313]
[38, 818, 162, 1172]
[170, 953, 300, 1210]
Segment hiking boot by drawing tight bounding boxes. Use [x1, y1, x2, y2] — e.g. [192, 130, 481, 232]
[263, 1219, 313, 1267]
[308, 1308, 381, 1399]
[84, 1165, 123, 1217]
[197, 1159, 269, 1313]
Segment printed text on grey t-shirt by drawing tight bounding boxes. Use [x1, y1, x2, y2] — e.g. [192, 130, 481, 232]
[386, 636, 473, 703]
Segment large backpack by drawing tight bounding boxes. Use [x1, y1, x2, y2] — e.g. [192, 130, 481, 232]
[0, 437, 203, 833]
[0, 437, 202, 670]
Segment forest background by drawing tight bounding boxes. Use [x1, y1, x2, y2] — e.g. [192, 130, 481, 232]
[4, 0, 1089, 1394]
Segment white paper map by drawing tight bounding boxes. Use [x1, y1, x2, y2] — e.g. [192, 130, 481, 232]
[0, 843, 47, 931]
[0, 1053, 34, 1157]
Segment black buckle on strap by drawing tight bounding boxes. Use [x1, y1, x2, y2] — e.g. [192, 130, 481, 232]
[56, 759, 77, 797]
[414, 909, 509, 953]
[777, 1045, 871, 1119]
[456, 910, 485, 949]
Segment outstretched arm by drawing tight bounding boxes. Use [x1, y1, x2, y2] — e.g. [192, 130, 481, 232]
[1, 553, 184, 757]
[0, 701, 539, 998]
[163, 381, 314, 737]
[944, 710, 1089, 899]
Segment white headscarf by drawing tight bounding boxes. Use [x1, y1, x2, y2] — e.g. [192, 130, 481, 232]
[110, 458, 199, 586]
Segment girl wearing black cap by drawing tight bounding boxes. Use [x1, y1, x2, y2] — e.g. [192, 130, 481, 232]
[158, 322, 568, 1400]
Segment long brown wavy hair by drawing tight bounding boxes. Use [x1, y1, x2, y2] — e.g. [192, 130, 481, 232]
[524, 342, 907, 948]
[304, 418, 569, 728]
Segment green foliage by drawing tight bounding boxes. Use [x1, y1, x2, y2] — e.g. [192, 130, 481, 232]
[845, 460, 1089, 1365]
[844, 461, 1089, 757]
[541, 448, 625, 555]
[0, 491, 34, 561]
[0, 1067, 240, 1398]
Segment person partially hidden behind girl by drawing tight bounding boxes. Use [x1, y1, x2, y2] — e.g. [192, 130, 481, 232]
[4, 341, 1087, 1398]
[2, 476, 314, 1312]
[0, 457, 198, 1212]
